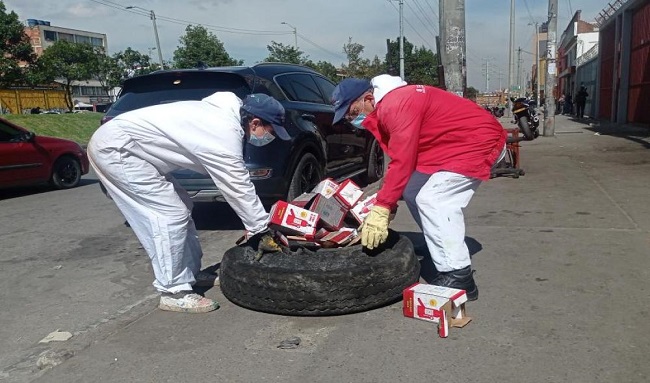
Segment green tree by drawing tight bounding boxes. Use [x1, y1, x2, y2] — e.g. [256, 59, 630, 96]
[173, 25, 242, 68]
[34, 41, 97, 111]
[91, 49, 121, 102]
[305, 60, 339, 82]
[386, 37, 439, 86]
[112, 47, 159, 80]
[406, 45, 439, 85]
[341, 38, 370, 78]
[0, 1, 36, 87]
[264, 41, 308, 64]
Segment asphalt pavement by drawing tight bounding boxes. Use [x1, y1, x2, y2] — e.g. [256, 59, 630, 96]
[1, 114, 649, 383]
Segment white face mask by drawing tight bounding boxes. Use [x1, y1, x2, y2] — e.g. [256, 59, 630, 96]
[248, 131, 275, 147]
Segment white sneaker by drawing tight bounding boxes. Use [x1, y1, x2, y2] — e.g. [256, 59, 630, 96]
[194, 270, 220, 287]
[158, 292, 219, 313]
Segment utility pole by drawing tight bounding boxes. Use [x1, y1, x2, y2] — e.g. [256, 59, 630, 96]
[439, 0, 467, 97]
[399, 0, 405, 80]
[544, 0, 558, 136]
[498, 68, 503, 92]
[151, 10, 164, 69]
[127, 6, 164, 69]
[507, 0, 515, 116]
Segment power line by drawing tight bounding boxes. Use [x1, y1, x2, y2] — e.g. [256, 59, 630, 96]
[386, 0, 435, 51]
[89, 0, 292, 35]
[423, 0, 439, 21]
[411, 0, 439, 36]
[522, 0, 537, 24]
[296, 33, 347, 61]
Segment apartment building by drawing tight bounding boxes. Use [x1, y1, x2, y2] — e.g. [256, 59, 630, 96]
[23, 19, 111, 105]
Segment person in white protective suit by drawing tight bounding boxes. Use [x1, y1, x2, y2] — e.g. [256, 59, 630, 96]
[87, 92, 289, 313]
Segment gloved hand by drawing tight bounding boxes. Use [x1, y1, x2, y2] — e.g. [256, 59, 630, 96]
[246, 229, 283, 261]
[360, 206, 391, 250]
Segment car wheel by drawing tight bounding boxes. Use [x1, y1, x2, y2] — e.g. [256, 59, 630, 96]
[360, 139, 384, 185]
[51, 156, 82, 189]
[286, 153, 324, 201]
[220, 230, 420, 316]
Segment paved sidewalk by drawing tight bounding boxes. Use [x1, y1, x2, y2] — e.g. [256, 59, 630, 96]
[29, 115, 650, 383]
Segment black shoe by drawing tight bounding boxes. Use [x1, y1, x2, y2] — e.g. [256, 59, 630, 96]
[431, 266, 478, 301]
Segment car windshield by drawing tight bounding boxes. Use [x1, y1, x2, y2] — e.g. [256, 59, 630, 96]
[110, 72, 251, 113]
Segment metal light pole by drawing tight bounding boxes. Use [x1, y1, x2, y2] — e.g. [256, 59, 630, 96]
[281, 22, 298, 50]
[127, 6, 164, 69]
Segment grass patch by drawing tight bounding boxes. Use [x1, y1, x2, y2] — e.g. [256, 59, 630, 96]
[2, 112, 103, 145]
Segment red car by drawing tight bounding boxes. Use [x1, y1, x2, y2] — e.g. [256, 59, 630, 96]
[0, 117, 89, 190]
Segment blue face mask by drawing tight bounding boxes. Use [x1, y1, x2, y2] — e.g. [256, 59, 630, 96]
[248, 131, 276, 147]
[351, 113, 367, 129]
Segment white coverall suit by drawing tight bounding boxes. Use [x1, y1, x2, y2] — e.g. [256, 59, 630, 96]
[87, 92, 269, 294]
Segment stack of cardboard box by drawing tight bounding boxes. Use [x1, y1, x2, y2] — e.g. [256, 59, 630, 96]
[268, 178, 379, 248]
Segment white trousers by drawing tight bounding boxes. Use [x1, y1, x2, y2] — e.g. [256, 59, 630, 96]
[88, 140, 202, 294]
[403, 171, 481, 272]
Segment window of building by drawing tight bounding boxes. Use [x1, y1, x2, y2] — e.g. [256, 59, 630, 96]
[58, 33, 74, 42]
[75, 35, 91, 45]
[91, 37, 103, 47]
[44, 30, 57, 42]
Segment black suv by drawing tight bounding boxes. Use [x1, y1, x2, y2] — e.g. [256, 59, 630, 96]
[101, 63, 384, 203]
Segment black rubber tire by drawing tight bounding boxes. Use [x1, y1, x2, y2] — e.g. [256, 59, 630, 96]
[360, 139, 384, 185]
[50, 156, 81, 189]
[286, 153, 324, 201]
[517, 116, 534, 140]
[220, 230, 420, 316]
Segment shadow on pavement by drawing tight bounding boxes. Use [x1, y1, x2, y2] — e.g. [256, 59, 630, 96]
[192, 202, 245, 231]
[585, 122, 650, 149]
[0, 178, 98, 201]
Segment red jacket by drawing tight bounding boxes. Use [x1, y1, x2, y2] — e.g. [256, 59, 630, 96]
[362, 84, 507, 210]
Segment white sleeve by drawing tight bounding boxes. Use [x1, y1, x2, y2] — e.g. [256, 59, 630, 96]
[194, 149, 269, 234]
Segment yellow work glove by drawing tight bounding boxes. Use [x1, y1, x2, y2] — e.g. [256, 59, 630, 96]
[360, 206, 391, 250]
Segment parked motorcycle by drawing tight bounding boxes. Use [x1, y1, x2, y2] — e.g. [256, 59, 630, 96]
[510, 97, 539, 140]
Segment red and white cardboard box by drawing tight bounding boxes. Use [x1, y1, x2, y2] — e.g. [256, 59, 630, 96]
[350, 193, 378, 224]
[310, 194, 348, 230]
[402, 283, 472, 338]
[333, 179, 363, 208]
[320, 228, 357, 245]
[311, 178, 339, 198]
[269, 201, 319, 238]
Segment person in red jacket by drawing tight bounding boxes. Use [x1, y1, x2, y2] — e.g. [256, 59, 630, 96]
[332, 75, 507, 300]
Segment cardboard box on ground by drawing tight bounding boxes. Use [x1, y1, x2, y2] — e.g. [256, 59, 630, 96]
[268, 178, 376, 248]
[402, 283, 472, 338]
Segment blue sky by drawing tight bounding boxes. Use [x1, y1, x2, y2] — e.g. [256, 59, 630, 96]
[6, 0, 613, 89]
